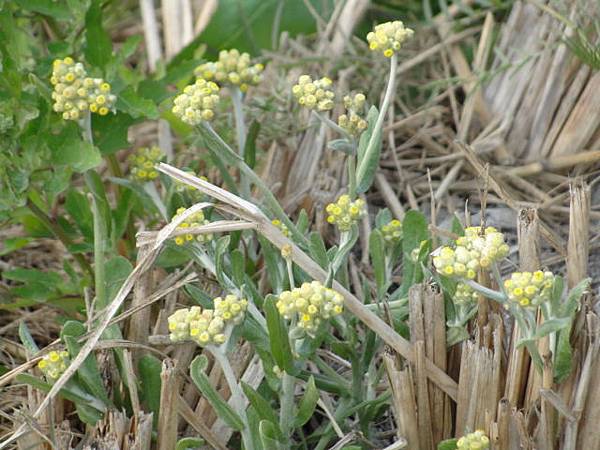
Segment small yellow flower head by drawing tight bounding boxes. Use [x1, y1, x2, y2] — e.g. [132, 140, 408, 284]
[276, 281, 344, 334]
[366, 21, 414, 57]
[380, 219, 402, 243]
[325, 194, 366, 232]
[433, 226, 509, 280]
[50, 58, 116, 119]
[172, 78, 220, 125]
[281, 244, 292, 259]
[338, 92, 368, 137]
[454, 282, 478, 306]
[128, 146, 164, 182]
[38, 350, 70, 381]
[168, 306, 228, 346]
[271, 219, 289, 237]
[504, 271, 555, 308]
[194, 49, 264, 92]
[292, 75, 335, 111]
[172, 207, 213, 245]
[214, 294, 248, 325]
[456, 430, 490, 450]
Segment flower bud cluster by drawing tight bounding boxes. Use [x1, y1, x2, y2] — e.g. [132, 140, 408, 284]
[128, 146, 164, 182]
[325, 194, 366, 231]
[366, 21, 414, 57]
[173, 207, 212, 245]
[214, 294, 248, 324]
[338, 93, 368, 137]
[271, 219, 289, 237]
[454, 282, 478, 306]
[172, 78, 220, 125]
[276, 281, 344, 333]
[456, 430, 490, 450]
[292, 75, 335, 111]
[194, 49, 264, 93]
[50, 57, 116, 120]
[380, 219, 402, 243]
[433, 227, 509, 280]
[168, 306, 226, 346]
[504, 271, 555, 308]
[38, 350, 70, 381]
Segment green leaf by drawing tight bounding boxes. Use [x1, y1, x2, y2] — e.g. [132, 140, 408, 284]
[49, 126, 102, 173]
[116, 86, 159, 119]
[293, 376, 319, 428]
[264, 295, 293, 373]
[84, 0, 113, 69]
[231, 249, 245, 287]
[437, 438, 458, 450]
[138, 355, 163, 426]
[214, 235, 232, 288]
[554, 324, 573, 383]
[355, 106, 381, 193]
[104, 256, 133, 301]
[65, 189, 94, 241]
[258, 235, 284, 292]
[175, 437, 205, 450]
[13, 0, 71, 20]
[402, 211, 429, 253]
[244, 120, 260, 169]
[369, 230, 386, 296]
[61, 321, 110, 405]
[259, 420, 282, 449]
[92, 113, 135, 155]
[18, 321, 39, 355]
[190, 355, 245, 431]
[329, 226, 359, 275]
[241, 382, 281, 434]
[0, 238, 31, 257]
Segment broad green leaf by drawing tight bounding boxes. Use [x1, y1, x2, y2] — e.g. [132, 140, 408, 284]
[0, 238, 31, 256]
[190, 355, 244, 431]
[138, 355, 162, 426]
[247, 407, 265, 450]
[259, 420, 282, 449]
[293, 376, 319, 428]
[244, 120, 260, 169]
[241, 382, 281, 434]
[65, 189, 94, 241]
[330, 225, 359, 275]
[264, 295, 293, 373]
[14, 0, 71, 20]
[104, 256, 133, 301]
[116, 86, 159, 119]
[18, 321, 39, 355]
[84, 0, 113, 69]
[554, 325, 573, 383]
[231, 249, 245, 287]
[214, 235, 232, 288]
[308, 232, 329, 269]
[49, 126, 102, 173]
[92, 113, 135, 155]
[175, 438, 205, 450]
[437, 438, 458, 450]
[61, 321, 110, 405]
[402, 211, 429, 253]
[355, 106, 381, 193]
[369, 230, 386, 297]
[258, 235, 284, 292]
[375, 208, 393, 228]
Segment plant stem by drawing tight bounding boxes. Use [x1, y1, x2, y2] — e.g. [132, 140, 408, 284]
[26, 199, 94, 279]
[347, 155, 357, 199]
[231, 88, 251, 199]
[311, 110, 350, 138]
[210, 346, 254, 450]
[355, 54, 397, 187]
[200, 122, 308, 246]
[90, 191, 107, 311]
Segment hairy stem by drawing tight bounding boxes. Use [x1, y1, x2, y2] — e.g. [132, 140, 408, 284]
[231, 88, 251, 199]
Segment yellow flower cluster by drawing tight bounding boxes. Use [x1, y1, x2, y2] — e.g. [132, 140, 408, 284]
[214, 294, 248, 324]
[338, 93, 368, 137]
[276, 281, 344, 333]
[128, 146, 164, 182]
[172, 78, 220, 125]
[271, 219, 289, 237]
[504, 271, 555, 308]
[168, 306, 225, 345]
[455, 282, 478, 306]
[456, 430, 490, 450]
[50, 57, 116, 120]
[292, 75, 335, 111]
[380, 219, 402, 243]
[38, 350, 70, 381]
[433, 227, 509, 280]
[325, 194, 366, 231]
[367, 21, 414, 57]
[173, 207, 212, 245]
[194, 49, 264, 93]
